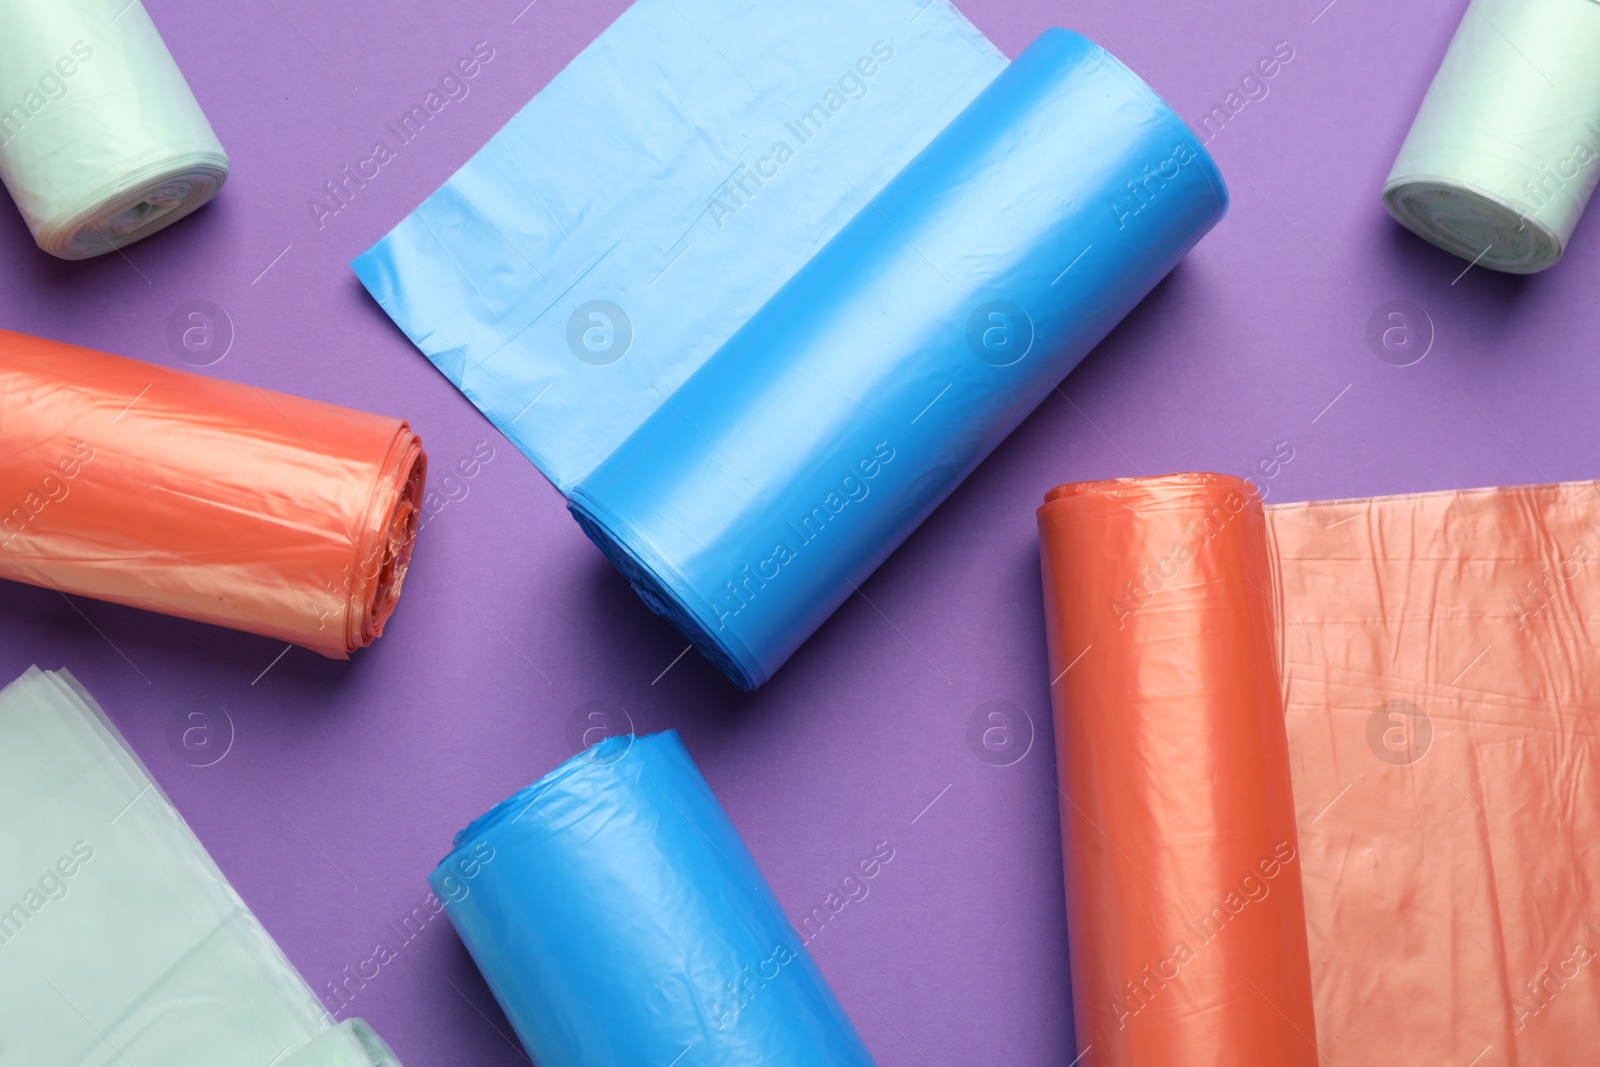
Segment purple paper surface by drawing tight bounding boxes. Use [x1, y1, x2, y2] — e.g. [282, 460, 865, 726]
[0, 1, 1592, 1064]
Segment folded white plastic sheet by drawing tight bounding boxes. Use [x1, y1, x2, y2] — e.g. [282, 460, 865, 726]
[0, 0, 228, 259]
[0, 667, 401, 1067]
[355, 0, 1006, 491]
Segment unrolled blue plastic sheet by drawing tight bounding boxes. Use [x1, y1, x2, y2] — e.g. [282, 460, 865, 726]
[429, 731, 873, 1066]
[356, 3, 1227, 688]
[356, 0, 1004, 490]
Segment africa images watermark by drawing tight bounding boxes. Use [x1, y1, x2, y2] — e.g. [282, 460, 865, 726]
[707, 940, 802, 1031]
[1109, 140, 1208, 232]
[1367, 299, 1433, 367]
[300, 471, 437, 634]
[1112, 840, 1298, 1031]
[417, 440, 496, 531]
[1106, 442, 1293, 630]
[966, 700, 1034, 768]
[566, 699, 636, 764]
[705, 40, 897, 232]
[566, 300, 633, 366]
[0, 439, 97, 549]
[322, 840, 495, 1015]
[309, 41, 496, 229]
[166, 300, 234, 368]
[0, 840, 96, 949]
[713, 441, 896, 627]
[1507, 521, 1600, 630]
[1512, 122, 1600, 232]
[1513, 919, 1600, 1030]
[1108, 481, 1253, 630]
[0, 40, 95, 148]
[302, 536, 400, 635]
[166, 701, 236, 768]
[793, 840, 896, 948]
[1191, 40, 1296, 146]
[703, 839, 894, 1031]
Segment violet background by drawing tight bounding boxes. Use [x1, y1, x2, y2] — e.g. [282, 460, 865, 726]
[0, 0, 1591, 1063]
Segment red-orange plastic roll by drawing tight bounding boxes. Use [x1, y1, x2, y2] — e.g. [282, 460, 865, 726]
[1041, 472, 1600, 1064]
[1038, 474, 1318, 1066]
[0, 328, 425, 656]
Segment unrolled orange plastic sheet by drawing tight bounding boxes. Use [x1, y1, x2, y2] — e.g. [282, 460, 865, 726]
[1039, 473, 1600, 1065]
[0, 329, 425, 656]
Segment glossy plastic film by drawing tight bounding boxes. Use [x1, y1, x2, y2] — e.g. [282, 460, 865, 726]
[0, 329, 426, 656]
[570, 29, 1225, 689]
[0, 666, 404, 1066]
[1384, 0, 1600, 273]
[1038, 475, 1317, 1065]
[356, 6, 1227, 691]
[0, 0, 229, 259]
[1038, 473, 1600, 1064]
[430, 731, 875, 1066]
[355, 0, 1005, 492]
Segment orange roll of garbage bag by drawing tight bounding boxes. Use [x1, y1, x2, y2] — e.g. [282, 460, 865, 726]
[0, 328, 426, 656]
[1041, 473, 1600, 1064]
[1038, 474, 1318, 1066]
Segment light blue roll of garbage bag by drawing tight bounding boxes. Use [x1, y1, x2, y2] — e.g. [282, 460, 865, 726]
[567, 28, 1227, 687]
[355, 6, 1226, 690]
[429, 732, 874, 1066]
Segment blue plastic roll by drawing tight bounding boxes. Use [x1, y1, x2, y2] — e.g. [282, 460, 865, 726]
[568, 29, 1227, 687]
[429, 732, 874, 1066]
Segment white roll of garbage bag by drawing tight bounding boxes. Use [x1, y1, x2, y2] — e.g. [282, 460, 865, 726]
[0, 0, 228, 260]
[1384, 0, 1600, 274]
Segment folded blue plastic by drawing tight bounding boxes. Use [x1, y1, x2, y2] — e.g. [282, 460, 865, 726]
[356, 0, 1004, 490]
[356, 2, 1227, 687]
[430, 731, 874, 1066]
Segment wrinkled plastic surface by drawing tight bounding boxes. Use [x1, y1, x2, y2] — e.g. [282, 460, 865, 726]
[1384, 0, 1600, 272]
[279, 1021, 404, 1067]
[356, 3, 1226, 691]
[1038, 475, 1318, 1065]
[355, 0, 1005, 492]
[0, 667, 403, 1066]
[1039, 473, 1600, 1064]
[431, 731, 875, 1066]
[0, 329, 426, 657]
[0, 0, 228, 259]
[570, 29, 1226, 688]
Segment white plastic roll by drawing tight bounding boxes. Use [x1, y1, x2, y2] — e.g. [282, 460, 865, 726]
[1384, 0, 1600, 273]
[0, 0, 228, 260]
